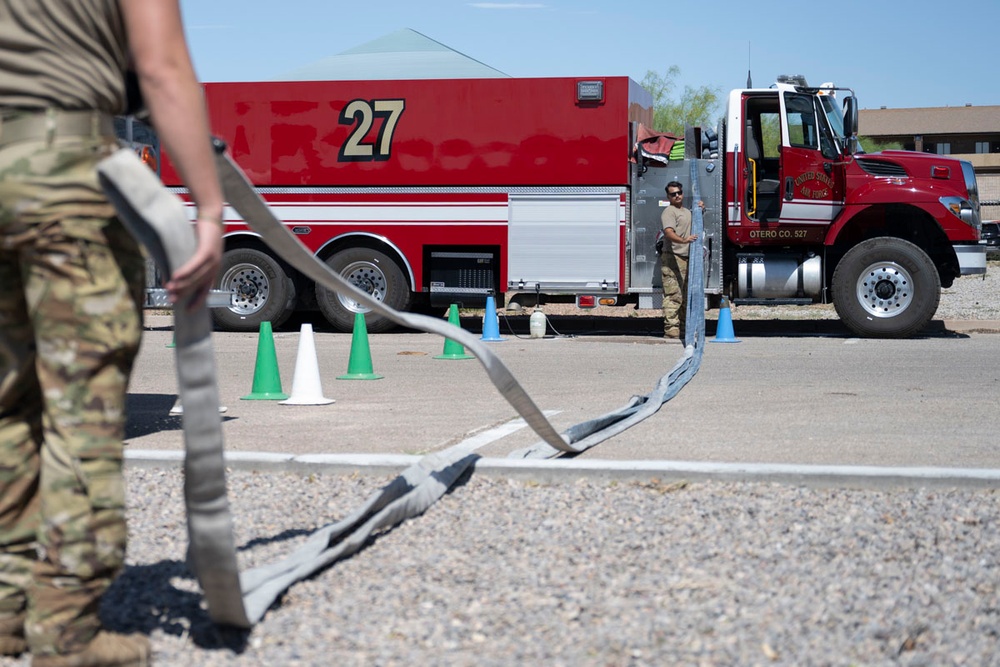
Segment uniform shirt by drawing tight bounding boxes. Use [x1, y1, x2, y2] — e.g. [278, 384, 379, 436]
[660, 205, 693, 258]
[0, 0, 127, 113]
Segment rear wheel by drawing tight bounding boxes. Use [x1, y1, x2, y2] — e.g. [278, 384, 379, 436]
[212, 248, 296, 332]
[316, 247, 411, 333]
[832, 237, 940, 338]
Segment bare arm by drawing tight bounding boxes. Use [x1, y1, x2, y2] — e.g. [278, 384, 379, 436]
[120, 0, 223, 310]
[663, 227, 697, 244]
[662, 206, 699, 245]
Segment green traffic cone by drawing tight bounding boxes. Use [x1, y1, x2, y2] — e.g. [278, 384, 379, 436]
[434, 304, 474, 360]
[338, 312, 383, 380]
[241, 321, 289, 400]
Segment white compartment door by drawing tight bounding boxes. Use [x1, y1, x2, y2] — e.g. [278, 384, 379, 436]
[507, 194, 621, 291]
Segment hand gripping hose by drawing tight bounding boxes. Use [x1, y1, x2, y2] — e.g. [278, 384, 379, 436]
[97, 143, 705, 626]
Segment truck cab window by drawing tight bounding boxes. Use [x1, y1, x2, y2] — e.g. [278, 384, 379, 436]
[819, 94, 847, 143]
[815, 104, 839, 160]
[783, 93, 818, 150]
[759, 113, 781, 158]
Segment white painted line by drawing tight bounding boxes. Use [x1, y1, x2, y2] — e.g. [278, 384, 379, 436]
[220, 452, 299, 464]
[125, 449, 1000, 488]
[472, 458, 1000, 478]
[470, 458, 1000, 488]
[278, 453, 420, 467]
[126, 449, 185, 462]
[126, 412, 561, 470]
[445, 410, 561, 457]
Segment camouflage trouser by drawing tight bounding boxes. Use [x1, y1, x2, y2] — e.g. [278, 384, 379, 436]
[661, 252, 689, 337]
[0, 123, 144, 654]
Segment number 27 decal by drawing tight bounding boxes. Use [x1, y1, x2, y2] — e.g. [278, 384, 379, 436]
[338, 98, 405, 162]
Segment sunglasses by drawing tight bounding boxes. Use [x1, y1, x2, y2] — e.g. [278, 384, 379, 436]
[667, 191, 683, 197]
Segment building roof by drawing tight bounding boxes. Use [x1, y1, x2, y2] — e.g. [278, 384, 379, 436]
[860, 105, 1000, 136]
[272, 28, 509, 81]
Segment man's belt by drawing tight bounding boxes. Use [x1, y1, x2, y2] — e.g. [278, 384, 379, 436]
[0, 108, 114, 147]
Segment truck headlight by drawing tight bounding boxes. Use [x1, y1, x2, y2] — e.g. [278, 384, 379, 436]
[940, 196, 978, 228]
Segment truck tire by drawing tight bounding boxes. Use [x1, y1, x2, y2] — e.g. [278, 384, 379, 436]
[212, 248, 296, 332]
[832, 237, 940, 338]
[316, 247, 411, 333]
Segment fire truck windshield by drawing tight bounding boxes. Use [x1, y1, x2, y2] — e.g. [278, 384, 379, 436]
[819, 94, 847, 142]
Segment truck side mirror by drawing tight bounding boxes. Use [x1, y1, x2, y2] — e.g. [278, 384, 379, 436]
[843, 96, 859, 155]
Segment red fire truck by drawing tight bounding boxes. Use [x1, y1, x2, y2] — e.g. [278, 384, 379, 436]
[150, 74, 985, 338]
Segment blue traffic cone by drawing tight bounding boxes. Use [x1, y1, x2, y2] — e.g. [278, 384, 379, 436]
[434, 304, 475, 360]
[480, 295, 506, 342]
[710, 296, 741, 343]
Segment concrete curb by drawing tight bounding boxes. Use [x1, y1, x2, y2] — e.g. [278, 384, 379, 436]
[943, 319, 1000, 334]
[125, 450, 1000, 490]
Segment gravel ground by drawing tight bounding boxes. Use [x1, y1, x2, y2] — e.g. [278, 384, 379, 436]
[2, 266, 997, 667]
[37, 471, 1000, 667]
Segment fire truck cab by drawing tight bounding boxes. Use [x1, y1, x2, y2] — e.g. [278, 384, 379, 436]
[632, 74, 984, 338]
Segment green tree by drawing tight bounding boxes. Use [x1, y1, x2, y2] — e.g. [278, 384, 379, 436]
[641, 67, 721, 135]
[857, 136, 903, 153]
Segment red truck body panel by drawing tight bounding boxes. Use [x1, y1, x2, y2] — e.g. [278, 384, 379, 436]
[161, 76, 652, 188]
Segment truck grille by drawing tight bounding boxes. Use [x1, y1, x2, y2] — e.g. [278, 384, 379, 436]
[856, 158, 908, 177]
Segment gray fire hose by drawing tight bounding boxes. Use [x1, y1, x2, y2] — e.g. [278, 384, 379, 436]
[508, 160, 706, 458]
[97, 149, 250, 627]
[97, 143, 705, 627]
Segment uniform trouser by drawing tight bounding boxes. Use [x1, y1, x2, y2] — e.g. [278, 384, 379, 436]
[0, 130, 144, 653]
[661, 252, 689, 336]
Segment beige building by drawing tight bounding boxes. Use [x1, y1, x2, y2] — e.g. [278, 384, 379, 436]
[860, 105, 1000, 220]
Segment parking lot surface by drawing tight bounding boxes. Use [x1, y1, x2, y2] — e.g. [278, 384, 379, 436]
[129, 314, 1000, 477]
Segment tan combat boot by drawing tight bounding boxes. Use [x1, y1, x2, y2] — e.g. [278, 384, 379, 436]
[31, 631, 151, 667]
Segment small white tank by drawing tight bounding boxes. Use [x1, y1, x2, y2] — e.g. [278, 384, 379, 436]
[529, 309, 546, 338]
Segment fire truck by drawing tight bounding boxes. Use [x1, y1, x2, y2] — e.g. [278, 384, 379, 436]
[150, 74, 985, 338]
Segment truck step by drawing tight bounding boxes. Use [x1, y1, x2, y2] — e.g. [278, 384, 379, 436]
[732, 298, 814, 307]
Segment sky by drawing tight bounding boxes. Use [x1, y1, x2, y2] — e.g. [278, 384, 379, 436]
[178, 0, 998, 112]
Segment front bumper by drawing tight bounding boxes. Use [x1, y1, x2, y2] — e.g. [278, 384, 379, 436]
[955, 243, 987, 275]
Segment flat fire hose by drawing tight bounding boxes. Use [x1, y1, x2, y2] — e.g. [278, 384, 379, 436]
[97, 143, 705, 627]
[97, 149, 251, 627]
[508, 160, 706, 459]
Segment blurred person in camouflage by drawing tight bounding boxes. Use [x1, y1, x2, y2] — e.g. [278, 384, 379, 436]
[0, 0, 223, 664]
[660, 180, 702, 340]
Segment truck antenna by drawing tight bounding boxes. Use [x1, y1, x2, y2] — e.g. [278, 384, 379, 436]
[746, 42, 753, 88]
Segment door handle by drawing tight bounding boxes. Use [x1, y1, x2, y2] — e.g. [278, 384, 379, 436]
[785, 177, 793, 201]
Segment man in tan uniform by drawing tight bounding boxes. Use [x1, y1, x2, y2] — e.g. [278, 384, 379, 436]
[0, 1, 224, 664]
[660, 180, 701, 340]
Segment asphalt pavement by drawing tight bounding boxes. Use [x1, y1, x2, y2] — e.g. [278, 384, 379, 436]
[127, 313, 1000, 488]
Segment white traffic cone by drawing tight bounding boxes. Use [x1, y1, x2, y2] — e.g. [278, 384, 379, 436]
[280, 323, 335, 405]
